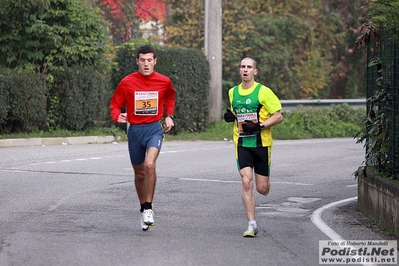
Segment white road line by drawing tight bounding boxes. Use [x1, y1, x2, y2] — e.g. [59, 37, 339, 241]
[311, 197, 377, 266]
[273, 181, 313, 186]
[179, 178, 240, 183]
[178, 179, 314, 186]
[26, 146, 223, 166]
[30, 157, 104, 165]
[311, 197, 356, 240]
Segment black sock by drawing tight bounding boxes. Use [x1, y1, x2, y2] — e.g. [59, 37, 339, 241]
[140, 203, 145, 213]
[143, 202, 152, 210]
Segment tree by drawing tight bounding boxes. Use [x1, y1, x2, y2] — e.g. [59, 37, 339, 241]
[97, 0, 135, 44]
[244, 0, 341, 99]
[323, 0, 370, 99]
[0, 0, 110, 74]
[163, 0, 205, 49]
[163, 0, 369, 100]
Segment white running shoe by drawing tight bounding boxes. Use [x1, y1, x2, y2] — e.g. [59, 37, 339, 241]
[142, 209, 155, 226]
[243, 224, 258, 237]
[140, 216, 150, 231]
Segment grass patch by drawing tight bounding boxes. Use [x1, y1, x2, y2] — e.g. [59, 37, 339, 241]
[164, 121, 234, 141]
[0, 126, 127, 140]
[0, 105, 366, 141]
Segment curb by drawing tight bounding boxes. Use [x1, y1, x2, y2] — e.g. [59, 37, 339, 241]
[0, 136, 118, 148]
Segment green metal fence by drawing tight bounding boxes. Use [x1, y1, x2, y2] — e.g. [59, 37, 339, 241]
[365, 29, 399, 180]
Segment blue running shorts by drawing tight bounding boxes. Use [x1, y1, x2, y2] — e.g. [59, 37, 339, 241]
[127, 122, 164, 166]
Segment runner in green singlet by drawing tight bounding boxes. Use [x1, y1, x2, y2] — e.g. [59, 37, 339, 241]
[224, 57, 283, 237]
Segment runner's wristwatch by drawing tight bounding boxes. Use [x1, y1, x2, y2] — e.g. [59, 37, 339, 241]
[167, 114, 174, 119]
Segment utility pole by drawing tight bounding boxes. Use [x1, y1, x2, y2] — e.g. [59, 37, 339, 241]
[204, 0, 222, 122]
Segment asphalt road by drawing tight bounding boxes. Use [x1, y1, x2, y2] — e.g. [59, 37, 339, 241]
[0, 138, 395, 266]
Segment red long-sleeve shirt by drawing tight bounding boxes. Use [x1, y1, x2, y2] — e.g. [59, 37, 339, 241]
[110, 71, 176, 124]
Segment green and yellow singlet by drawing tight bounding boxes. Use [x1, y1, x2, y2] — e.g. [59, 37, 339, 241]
[228, 82, 282, 149]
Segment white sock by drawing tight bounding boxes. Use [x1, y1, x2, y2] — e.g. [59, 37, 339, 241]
[249, 220, 257, 228]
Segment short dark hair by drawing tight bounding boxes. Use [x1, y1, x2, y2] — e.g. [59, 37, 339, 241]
[240, 57, 257, 69]
[136, 45, 157, 59]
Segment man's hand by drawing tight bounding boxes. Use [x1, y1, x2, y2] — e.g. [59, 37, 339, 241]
[117, 113, 127, 124]
[242, 120, 260, 133]
[224, 109, 235, 122]
[164, 116, 174, 132]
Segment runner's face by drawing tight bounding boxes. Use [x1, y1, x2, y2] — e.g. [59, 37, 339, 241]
[240, 58, 257, 82]
[136, 53, 157, 76]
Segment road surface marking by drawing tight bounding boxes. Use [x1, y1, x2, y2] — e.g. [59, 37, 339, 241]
[311, 197, 377, 266]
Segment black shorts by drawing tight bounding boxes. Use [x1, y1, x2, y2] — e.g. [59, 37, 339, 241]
[236, 146, 271, 176]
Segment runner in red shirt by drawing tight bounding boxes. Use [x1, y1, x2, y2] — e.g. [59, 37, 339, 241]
[110, 45, 176, 231]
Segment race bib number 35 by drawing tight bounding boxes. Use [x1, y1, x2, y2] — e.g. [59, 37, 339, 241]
[135, 91, 158, 115]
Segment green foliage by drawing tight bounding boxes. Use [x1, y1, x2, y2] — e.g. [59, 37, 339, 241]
[0, 0, 110, 74]
[111, 42, 210, 134]
[50, 67, 108, 131]
[325, 0, 369, 99]
[164, 0, 368, 101]
[157, 48, 210, 134]
[0, 76, 10, 125]
[1, 104, 365, 141]
[354, 0, 399, 179]
[164, 121, 234, 141]
[366, 0, 399, 29]
[274, 104, 365, 139]
[164, 0, 204, 50]
[0, 125, 127, 140]
[226, 0, 349, 100]
[0, 0, 112, 133]
[1, 72, 48, 133]
[355, 40, 398, 179]
[166, 104, 365, 141]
